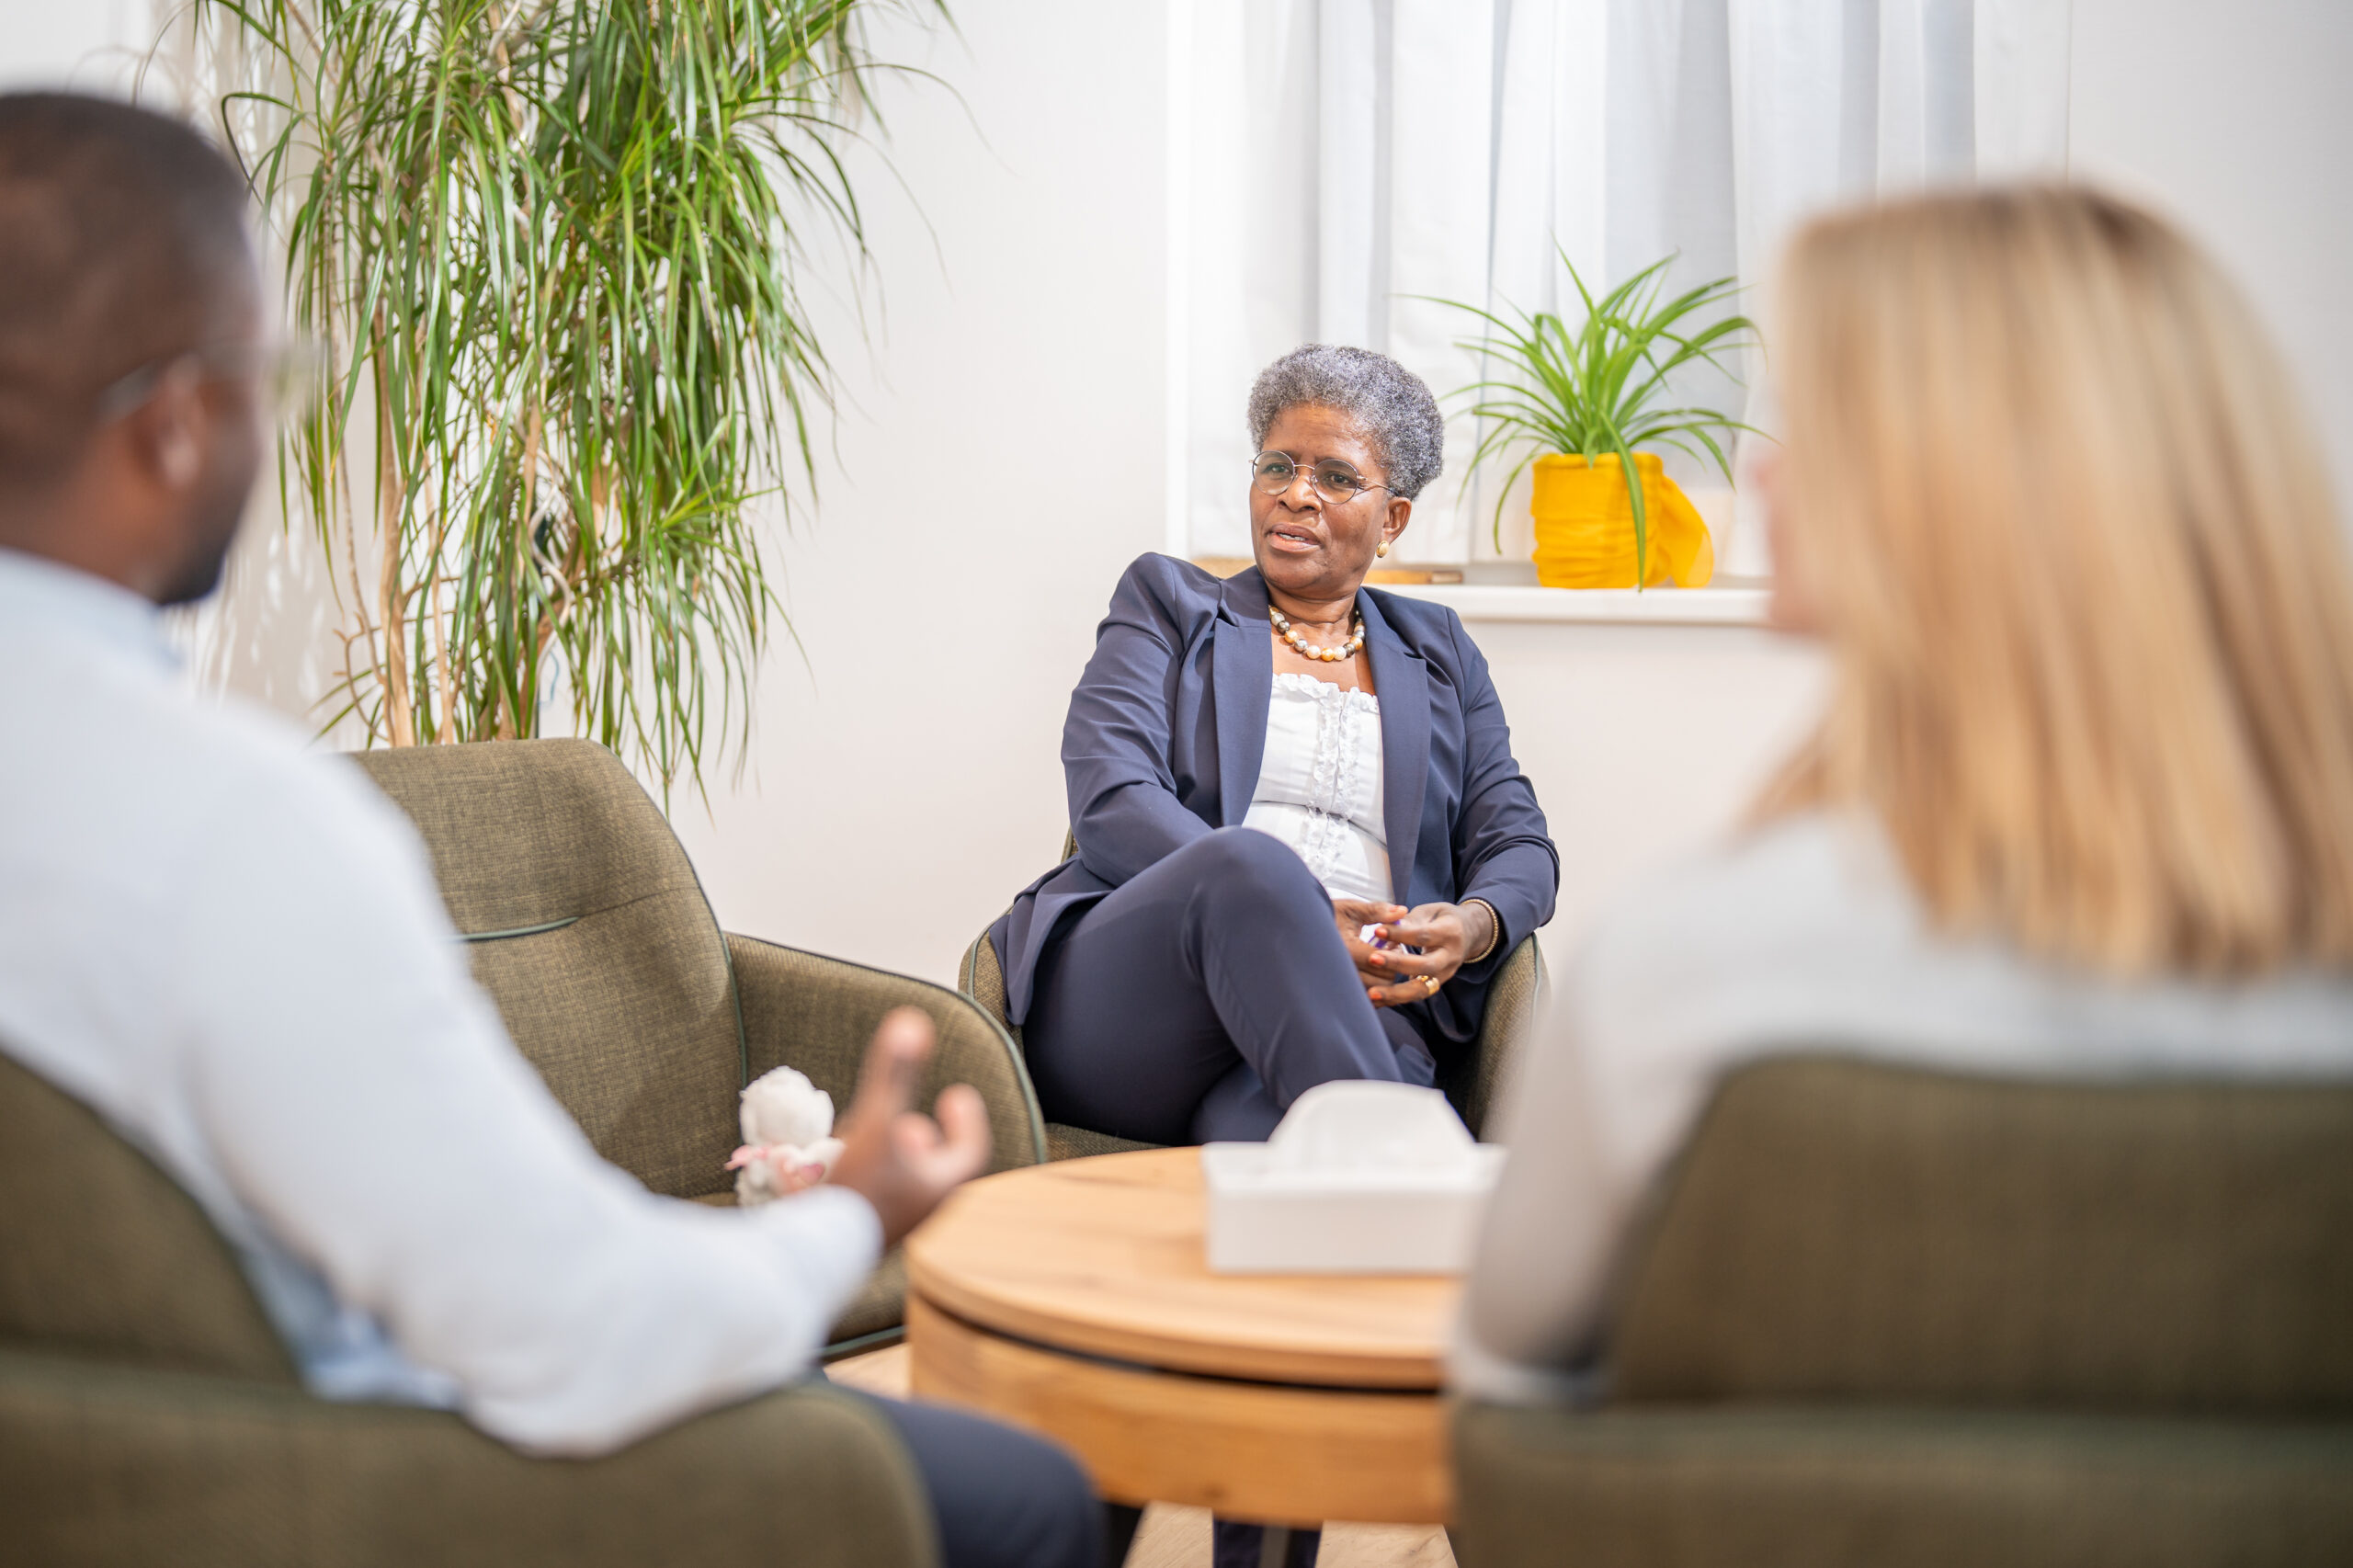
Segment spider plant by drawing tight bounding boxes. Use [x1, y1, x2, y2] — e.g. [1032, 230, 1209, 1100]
[183, 0, 939, 790]
[1435, 251, 1762, 581]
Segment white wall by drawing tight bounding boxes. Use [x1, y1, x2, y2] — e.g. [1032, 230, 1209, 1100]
[0, 1, 146, 95]
[654, 3, 1172, 981]
[1471, 620, 1824, 958]
[2069, 0, 2353, 506]
[5, 1, 2347, 990]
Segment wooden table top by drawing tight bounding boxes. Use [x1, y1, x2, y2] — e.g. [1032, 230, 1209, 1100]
[904, 1147, 1460, 1390]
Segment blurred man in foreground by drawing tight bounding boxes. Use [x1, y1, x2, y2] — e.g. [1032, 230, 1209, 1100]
[0, 91, 1097, 1568]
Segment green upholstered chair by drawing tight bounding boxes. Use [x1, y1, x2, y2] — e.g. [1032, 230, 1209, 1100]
[346, 739, 1046, 1353]
[957, 845, 1548, 1157]
[0, 1048, 938, 1568]
[0, 734, 1067, 1564]
[1449, 1056, 2353, 1568]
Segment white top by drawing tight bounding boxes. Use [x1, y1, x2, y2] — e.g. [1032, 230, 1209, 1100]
[1244, 672, 1390, 903]
[1452, 809, 2353, 1405]
[0, 548, 881, 1457]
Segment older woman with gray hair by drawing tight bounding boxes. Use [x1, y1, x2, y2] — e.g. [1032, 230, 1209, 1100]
[990, 344, 1559, 1157]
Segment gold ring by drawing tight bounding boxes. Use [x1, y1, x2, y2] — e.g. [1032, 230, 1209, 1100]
[1422, 974, 1440, 994]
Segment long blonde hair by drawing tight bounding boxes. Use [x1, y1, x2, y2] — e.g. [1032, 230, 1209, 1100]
[1763, 186, 2353, 977]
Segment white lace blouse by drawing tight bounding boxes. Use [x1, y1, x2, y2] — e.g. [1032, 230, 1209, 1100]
[1243, 672, 1390, 903]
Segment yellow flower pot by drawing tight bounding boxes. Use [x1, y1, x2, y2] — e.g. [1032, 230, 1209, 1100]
[1529, 452, 1715, 588]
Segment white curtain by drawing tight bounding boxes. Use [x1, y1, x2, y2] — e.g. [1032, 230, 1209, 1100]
[1175, 0, 2073, 570]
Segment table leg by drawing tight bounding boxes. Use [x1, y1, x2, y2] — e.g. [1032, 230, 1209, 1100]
[1258, 1524, 1291, 1568]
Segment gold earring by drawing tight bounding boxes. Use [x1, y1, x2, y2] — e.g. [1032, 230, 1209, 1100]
[1376, 540, 1391, 558]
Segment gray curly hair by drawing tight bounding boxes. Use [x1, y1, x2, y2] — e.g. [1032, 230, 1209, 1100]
[1245, 344, 1445, 500]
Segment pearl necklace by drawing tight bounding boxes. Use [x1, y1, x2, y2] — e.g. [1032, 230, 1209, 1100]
[1269, 605, 1365, 663]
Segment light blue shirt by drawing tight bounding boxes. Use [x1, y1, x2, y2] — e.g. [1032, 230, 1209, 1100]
[0, 548, 881, 1454]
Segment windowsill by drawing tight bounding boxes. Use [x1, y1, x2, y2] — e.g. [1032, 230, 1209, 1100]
[1382, 582, 1772, 627]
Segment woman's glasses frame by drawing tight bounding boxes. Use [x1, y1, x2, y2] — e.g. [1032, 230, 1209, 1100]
[1249, 450, 1395, 506]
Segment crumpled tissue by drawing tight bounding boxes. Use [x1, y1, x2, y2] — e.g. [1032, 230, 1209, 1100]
[1200, 1080, 1505, 1274]
[727, 1066, 846, 1205]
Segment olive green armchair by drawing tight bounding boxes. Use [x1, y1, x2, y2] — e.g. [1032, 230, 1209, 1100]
[0, 735, 1057, 1565]
[0, 1051, 934, 1568]
[958, 844, 1546, 1159]
[347, 738, 1046, 1352]
[1449, 1056, 2353, 1568]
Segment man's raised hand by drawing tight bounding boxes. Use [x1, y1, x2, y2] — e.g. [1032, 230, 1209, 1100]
[826, 1007, 992, 1247]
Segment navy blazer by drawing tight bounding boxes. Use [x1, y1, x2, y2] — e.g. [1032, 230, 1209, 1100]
[992, 553, 1559, 1053]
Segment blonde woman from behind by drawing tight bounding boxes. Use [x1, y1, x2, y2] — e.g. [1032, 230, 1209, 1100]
[1455, 185, 2353, 1399]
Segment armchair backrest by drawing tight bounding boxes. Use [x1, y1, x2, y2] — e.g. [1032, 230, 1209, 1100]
[351, 740, 742, 1199]
[1610, 1056, 2353, 1415]
[0, 1050, 297, 1382]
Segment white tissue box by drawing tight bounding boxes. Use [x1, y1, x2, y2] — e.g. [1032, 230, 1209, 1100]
[1201, 1081, 1506, 1274]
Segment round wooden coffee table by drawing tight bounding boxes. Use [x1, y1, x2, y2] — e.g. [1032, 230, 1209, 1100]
[904, 1146, 1460, 1528]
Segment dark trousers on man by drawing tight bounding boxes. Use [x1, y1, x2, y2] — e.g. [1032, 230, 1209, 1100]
[855, 1392, 1106, 1568]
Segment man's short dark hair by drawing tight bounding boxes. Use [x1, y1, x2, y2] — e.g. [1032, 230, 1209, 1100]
[0, 94, 254, 495]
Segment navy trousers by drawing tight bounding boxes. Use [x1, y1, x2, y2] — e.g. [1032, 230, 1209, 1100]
[1023, 827, 1435, 1145]
[1023, 827, 1438, 1568]
[855, 1392, 1104, 1568]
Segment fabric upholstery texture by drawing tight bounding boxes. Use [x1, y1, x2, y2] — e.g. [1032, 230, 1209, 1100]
[958, 923, 1542, 1152]
[957, 927, 1016, 1046]
[1045, 1125, 1156, 1162]
[1434, 935, 1543, 1139]
[1453, 1058, 2353, 1567]
[0, 1051, 297, 1384]
[1610, 1058, 2353, 1411]
[730, 934, 1044, 1174]
[1450, 1401, 2353, 1568]
[0, 1347, 933, 1568]
[352, 741, 742, 1199]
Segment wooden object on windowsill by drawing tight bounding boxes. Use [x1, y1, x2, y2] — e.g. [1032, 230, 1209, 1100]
[904, 1147, 1457, 1527]
[1191, 556, 1463, 586]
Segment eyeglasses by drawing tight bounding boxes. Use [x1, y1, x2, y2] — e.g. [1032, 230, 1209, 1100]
[94, 336, 326, 427]
[1250, 450, 1393, 506]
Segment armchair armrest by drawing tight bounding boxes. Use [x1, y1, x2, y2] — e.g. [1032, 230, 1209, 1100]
[1442, 934, 1547, 1141]
[0, 1347, 934, 1568]
[725, 934, 1047, 1175]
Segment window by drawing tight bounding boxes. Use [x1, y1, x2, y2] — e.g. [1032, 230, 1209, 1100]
[1169, 0, 2071, 574]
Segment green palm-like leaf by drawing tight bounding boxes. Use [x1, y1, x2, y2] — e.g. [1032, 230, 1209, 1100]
[184, 0, 941, 790]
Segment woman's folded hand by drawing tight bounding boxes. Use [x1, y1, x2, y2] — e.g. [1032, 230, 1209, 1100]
[1343, 901, 1491, 1007]
[1332, 895, 1406, 1000]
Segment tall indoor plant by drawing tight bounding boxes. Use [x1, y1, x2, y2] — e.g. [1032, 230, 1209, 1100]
[1441, 253, 1759, 589]
[189, 0, 933, 787]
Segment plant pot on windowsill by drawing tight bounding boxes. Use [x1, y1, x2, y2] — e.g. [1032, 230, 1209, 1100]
[1433, 248, 1759, 593]
[1529, 452, 1714, 588]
